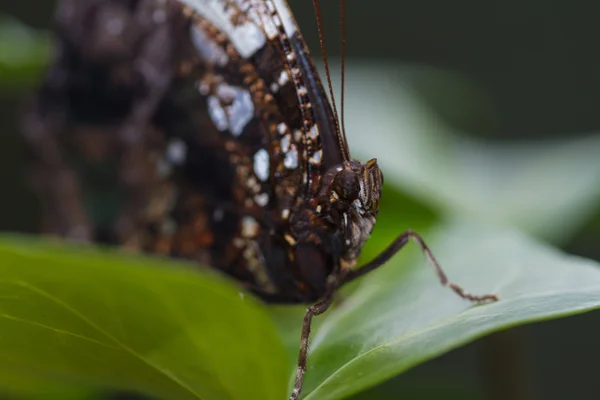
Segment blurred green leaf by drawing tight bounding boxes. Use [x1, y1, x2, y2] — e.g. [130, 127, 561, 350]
[339, 63, 600, 243]
[0, 15, 50, 89]
[0, 236, 289, 400]
[0, 368, 96, 400]
[300, 221, 600, 399]
[0, 367, 97, 400]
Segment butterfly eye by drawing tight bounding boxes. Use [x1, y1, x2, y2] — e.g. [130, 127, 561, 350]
[331, 169, 359, 203]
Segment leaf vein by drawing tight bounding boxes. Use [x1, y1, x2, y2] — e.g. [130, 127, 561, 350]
[0, 313, 122, 350]
[12, 279, 204, 400]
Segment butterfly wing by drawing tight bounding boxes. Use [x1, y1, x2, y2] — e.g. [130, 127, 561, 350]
[24, 0, 346, 303]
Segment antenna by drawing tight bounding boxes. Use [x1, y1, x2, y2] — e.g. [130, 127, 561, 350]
[312, 0, 350, 161]
[339, 0, 348, 151]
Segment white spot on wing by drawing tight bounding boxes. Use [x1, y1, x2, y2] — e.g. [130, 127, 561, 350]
[255, 7, 278, 39]
[197, 80, 210, 95]
[254, 148, 270, 181]
[277, 123, 287, 135]
[241, 216, 260, 238]
[207, 95, 228, 131]
[272, 0, 298, 37]
[284, 146, 298, 169]
[255, 192, 269, 206]
[207, 84, 254, 136]
[310, 149, 322, 164]
[277, 69, 290, 86]
[225, 86, 253, 136]
[166, 138, 187, 165]
[181, 0, 266, 57]
[190, 25, 228, 65]
[280, 134, 291, 152]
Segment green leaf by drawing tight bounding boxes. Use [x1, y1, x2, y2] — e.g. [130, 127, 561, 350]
[0, 236, 289, 400]
[0, 368, 96, 400]
[300, 221, 600, 400]
[336, 63, 600, 243]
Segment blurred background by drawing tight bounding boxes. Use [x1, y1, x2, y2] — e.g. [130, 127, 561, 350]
[2, 0, 600, 399]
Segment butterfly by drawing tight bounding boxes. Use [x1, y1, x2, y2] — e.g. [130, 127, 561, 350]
[22, 0, 498, 398]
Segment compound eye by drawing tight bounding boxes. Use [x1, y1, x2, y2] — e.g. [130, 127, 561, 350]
[332, 169, 359, 202]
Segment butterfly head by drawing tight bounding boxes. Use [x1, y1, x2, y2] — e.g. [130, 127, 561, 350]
[322, 158, 383, 266]
[330, 158, 383, 215]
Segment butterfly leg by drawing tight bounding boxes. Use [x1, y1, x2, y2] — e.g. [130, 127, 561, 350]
[290, 278, 338, 400]
[343, 229, 498, 302]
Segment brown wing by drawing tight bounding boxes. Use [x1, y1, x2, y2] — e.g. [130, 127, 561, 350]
[24, 0, 343, 303]
[158, 0, 344, 301]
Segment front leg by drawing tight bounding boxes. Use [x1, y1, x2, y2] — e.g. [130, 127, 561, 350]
[344, 229, 498, 303]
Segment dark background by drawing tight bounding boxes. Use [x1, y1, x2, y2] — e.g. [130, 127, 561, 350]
[2, 1, 600, 399]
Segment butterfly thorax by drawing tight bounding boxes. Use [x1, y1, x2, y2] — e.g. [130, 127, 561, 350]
[286, 158, 382, 295]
